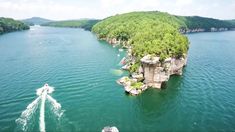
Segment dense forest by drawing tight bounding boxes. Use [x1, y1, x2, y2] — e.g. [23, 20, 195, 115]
[92, 11, 235, 72]
[177, 16, 235, 31]
[92, 11, 189, 64]
[92, 11, 235, 63]
[39, 13, 235, 33]
[225, 19, 235, 27]
[42, 19, 100, 30]
[0, 17, 29, 34]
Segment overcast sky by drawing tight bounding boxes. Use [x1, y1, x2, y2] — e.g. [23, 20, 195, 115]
[0, 0, 234, 20]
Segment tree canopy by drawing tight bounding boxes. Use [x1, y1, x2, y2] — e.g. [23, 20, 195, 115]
[42, 19, 100, 31]
[177, 16, 235, 31]
[92, 11, 189, 61]
[0, 17, 29, 34]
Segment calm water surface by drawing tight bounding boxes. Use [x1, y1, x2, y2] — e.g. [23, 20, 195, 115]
[0, 27, 235, 132]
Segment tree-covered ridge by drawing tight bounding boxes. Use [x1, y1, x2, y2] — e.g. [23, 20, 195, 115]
[92, 11, 189, 61]
[93, 11, 186, 38]
[42, 19, 100, 30]
[21, 17, 53, 26]
[225, 19, 235, 27]
[0, 17, 29, 34]
[177, 16, 235, 31]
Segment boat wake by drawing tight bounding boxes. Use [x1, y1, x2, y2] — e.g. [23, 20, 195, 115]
[47, 95, 64, 118]
[16, 84, 63, 132]
[15, 97, 40, 131]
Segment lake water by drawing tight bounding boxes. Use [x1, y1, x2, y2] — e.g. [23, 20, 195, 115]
[0, 27, 235, 132]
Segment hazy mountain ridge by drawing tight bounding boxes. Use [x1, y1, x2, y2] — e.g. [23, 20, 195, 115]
[21, 17, 53, 25]
[41, 19, 100, 30]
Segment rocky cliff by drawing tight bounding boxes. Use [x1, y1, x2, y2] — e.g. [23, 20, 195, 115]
[140, 55, 187, 89]
[99, 37, 130, 48]
[104, 37, 188, 95]
[117, 54, 187, 95]
[99, 36, 188, 95]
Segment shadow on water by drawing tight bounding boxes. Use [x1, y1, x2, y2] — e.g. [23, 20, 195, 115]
[133, 75, 184, 120]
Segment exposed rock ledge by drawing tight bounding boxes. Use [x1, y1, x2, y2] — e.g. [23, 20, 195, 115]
[99, 37, 130, 48]
[140, 55, 187, 88]
[117, 76, 147, 95]
[118, 54, 187, 95]
[100, 37, 187, 95]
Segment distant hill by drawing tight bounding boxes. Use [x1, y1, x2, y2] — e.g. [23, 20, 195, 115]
[176, 16, 235, 32]
[21, 17, 53, 25]
[41, 19, 100, 30]
[0, 17, 29, 34]
[41, 14, 235, 33]
[225, 19, 235, 26]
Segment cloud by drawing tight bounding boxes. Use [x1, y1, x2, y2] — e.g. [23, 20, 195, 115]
[0, 0, 93, 20]
[176, 0, 193, 6]
[0, 0, 234, 20]
[100, 0, 125, 8]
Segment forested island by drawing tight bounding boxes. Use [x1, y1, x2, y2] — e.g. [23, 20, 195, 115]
[38, 11, 235, 95]
[2, 11, 235, 95]
[3, 11, 235, 95]
[92, 11, 190, 95]
[0, 17, 29, 34]
[41, 19, 100, 30]
[92, 11, 235, 95]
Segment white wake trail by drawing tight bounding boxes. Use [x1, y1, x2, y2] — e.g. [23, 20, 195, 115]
[39, 89, 47, 132]
[16, 84, 64, 132]
[47, 95, 63, 118]
[47, 95, 61, 109]
[16, 96, 41, 131]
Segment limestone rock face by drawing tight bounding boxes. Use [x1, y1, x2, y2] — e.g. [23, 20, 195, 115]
[117, 76, 147, 95]
[141, 55, 187, 88]
[108, 38, 118, 44]
[131, 73, 144, 81]
[102, 37, 129, 46]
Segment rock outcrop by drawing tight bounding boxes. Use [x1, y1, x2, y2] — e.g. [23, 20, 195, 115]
[102, 126, 119, 132]
[102, 37, 187, 94]
[118, 51, 187, 95]
[210, 27, 228, 32]
[180, 28, 205, 33]
[140, 55, 187, 88]
[117, 76, 147, 95]
[180, 27, 230, 34]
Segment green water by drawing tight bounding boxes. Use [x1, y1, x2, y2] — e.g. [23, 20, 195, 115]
[0, 27, 235, 132]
